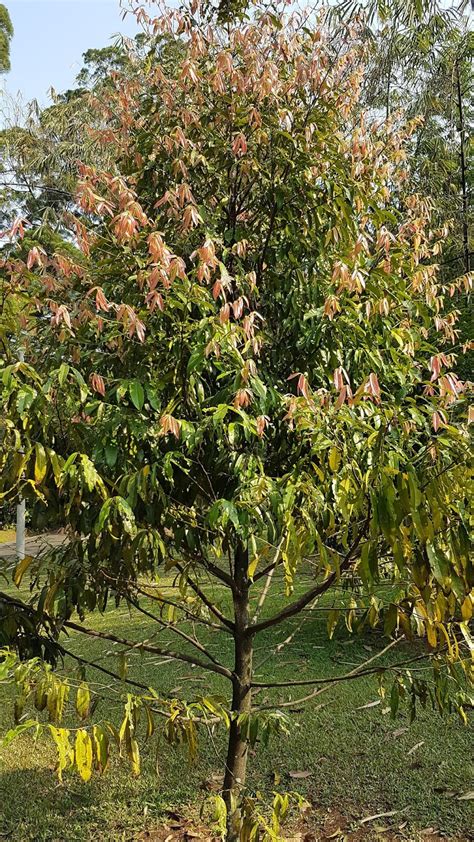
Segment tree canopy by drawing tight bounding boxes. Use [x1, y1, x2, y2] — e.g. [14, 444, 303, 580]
[0, 3, 12, 73]
[0, 1, 472, 837]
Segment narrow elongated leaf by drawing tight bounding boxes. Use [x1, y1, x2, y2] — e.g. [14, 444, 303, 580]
[129, 380, 145, 411]
[75, 729, 93, 782]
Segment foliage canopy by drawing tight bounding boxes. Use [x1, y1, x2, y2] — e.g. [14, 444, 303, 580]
[0, 0, 472, 835]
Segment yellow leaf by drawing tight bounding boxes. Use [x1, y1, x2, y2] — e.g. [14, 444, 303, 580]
[328, 447, 341, 473]
[144, 705, 155, 741]
[327, 608, 339, 640]
[461, 595, 473, 622]
[50, 726, 73, 783]
[92, 725, 109, 773]
[76, 683, 90, 720]
[75, 729, 93, 782]
[425, 619, 437, 648]
[248, 555, 259, 580]
[435, 622, 453, 661]
[34, 442, 47, 484]
[129, 737, 140, 775]
[13, 555, 33, 588]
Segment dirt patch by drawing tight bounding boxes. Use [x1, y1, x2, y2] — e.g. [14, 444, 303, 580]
[134, 806, 471, 842]
[135, 810, 216, 841]
[291, 807, 470, 842]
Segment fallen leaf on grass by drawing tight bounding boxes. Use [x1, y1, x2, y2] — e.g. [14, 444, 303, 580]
[355, 699, 380, 710]
[359, 810, 401, 824]
[407, 740, 424, 755]
[289, 770, 313, 779]
[392, 727, 409, 738]
[457, 791, 474, 800]
[201, 773, 222, 792]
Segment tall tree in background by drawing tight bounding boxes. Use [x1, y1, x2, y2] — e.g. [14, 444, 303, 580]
[318, 0, 472, 378]
[0, 39, 145, 233]
[0, 1, 472, 837]
[0, 3, 12, 73]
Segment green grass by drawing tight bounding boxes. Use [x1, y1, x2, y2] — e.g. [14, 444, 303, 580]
[0, 573, 471, 841]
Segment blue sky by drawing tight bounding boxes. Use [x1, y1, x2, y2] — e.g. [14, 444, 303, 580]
[1, 1, 140, 111]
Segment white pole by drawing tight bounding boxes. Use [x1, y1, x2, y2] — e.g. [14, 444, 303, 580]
[16, 347, 26, 560]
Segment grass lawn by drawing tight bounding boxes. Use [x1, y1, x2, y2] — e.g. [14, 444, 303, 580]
[0, 572, 471, 841]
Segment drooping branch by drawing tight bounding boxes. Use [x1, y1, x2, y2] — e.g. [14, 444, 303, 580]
[54, 640, 156, 695]
[62, 619, 233, 680]
[124, 592, 230, 673]
[133, 584, 232, 633]
[252, 638, 406, 688]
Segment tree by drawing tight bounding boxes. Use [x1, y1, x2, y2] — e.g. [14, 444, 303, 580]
[0, 39, 147, 232]
[0, 3, 12, 73]
[357, 4, 473, 375]
[0, 1, 472, 837]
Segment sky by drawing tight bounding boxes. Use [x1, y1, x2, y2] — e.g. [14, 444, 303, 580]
[1, 1, 140, 114]
[1, 0, 471, 115]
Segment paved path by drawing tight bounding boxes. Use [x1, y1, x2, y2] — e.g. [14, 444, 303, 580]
[0, 532, 66, 561]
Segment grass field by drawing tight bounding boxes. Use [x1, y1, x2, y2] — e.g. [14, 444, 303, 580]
[0, 568, 472, 841]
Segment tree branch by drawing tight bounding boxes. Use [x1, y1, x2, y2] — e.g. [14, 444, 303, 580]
[251, 537, 283, 623]
[253, 638, 403, 707]
[133, 584, 231, 633]
[175, 563, 235, 631]
[125, 593, 230, 672]
[62, 619, 233, 680]
[248, 532, 364, 636]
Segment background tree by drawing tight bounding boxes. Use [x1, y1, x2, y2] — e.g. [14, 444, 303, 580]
[0, 3, 12, 73]
[338, 0, 473, 377]
[0, 39, 148, 233]
[0, 1, 472, 837]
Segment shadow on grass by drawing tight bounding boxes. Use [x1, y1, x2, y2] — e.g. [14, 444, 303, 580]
[0, 738, 218, 842]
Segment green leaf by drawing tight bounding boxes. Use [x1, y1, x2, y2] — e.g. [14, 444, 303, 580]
[58, 363, 69, 386]
[384, 603, 398, 637]
[1, 720, 37, 750]
[427, 543, 450, 587]
[390, 681, 400, 718]
[105, 444, 118, 467]
[13, 555, 33, 588]
[129, 380, 145, 411]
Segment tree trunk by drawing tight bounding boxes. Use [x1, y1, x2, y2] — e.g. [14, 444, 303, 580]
[222, 543, 253, 840]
